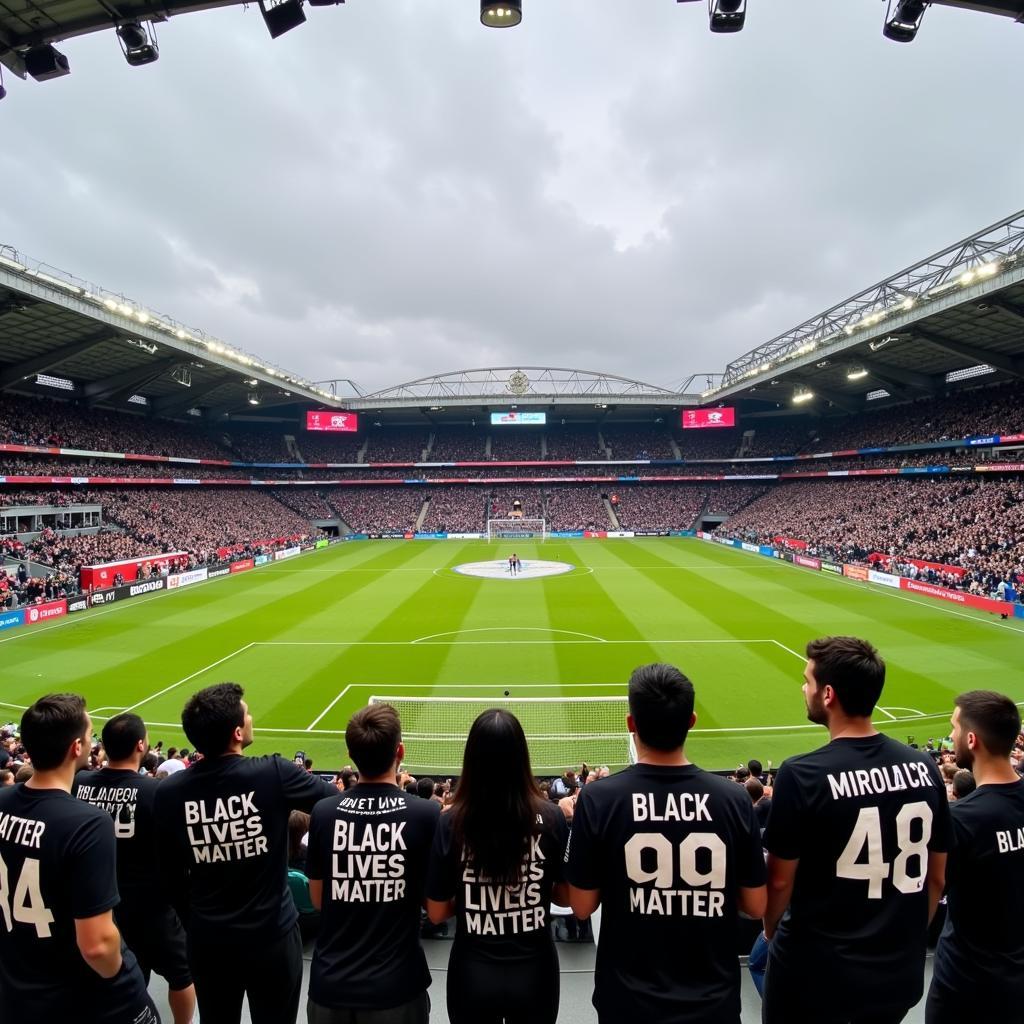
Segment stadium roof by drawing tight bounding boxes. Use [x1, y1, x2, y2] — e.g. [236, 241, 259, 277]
[0, 246, 340, 419]
[2, 0, 1022, 84]
[705, 208, 1024, 417]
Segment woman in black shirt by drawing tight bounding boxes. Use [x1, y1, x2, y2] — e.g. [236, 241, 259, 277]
[426, 708, 569, 1024]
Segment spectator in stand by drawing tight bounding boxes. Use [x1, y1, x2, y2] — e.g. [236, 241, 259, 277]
[926, 691, 1024, 1024]
[155, 682, 337, 1024]
[426, 709, 569, 1024]
[306, 703, 440, 1024]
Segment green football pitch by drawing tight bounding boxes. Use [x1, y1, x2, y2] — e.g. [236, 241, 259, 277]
[2, 538, 1021, 773]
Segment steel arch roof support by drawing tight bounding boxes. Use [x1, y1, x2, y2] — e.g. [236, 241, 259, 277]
[912, 328, 1024, 380]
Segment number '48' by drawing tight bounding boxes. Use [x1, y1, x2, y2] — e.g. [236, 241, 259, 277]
[835, 801, 933, 899]
[0, 853, 55, 938]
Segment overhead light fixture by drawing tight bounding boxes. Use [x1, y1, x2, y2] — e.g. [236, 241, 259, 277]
[883, 0, 927, 42]
[260, 0, 307, 38]
[793, 387, 814, 405]
[709, 0, 746, 33]
[23, 44, 71, 82]
[117, 22, 159, 65]
[869, 336, 897, 352]
[846, 366, 869, 381]
[172, 366, 192, 388]
[247, 392, 262, 406]
[481, 1, 522, 27]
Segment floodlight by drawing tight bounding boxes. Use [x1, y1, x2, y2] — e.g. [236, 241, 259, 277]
[260, 0, 307, 38]
[709, 0, 745, 33]
[24, 45, 70, 82]
[793, 388, 814, 405]
[883, 0, 927, 42]
[117, 22, 160, 65]
[247, 392, 262, 406]
[846, 366, 869, 381]
[481, 1, 522, 27]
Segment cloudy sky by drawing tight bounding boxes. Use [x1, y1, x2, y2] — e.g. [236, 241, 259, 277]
[1, 0, 1022, 396]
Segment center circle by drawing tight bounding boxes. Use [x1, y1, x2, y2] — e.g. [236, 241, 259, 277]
[452, 559, 575, 580]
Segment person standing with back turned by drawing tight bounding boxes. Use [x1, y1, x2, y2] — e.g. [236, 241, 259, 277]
[155, 682, 337, 1024]
[762, 636, 951, 1024]
[0, 694, 159, 1024]
[925, 690, 1024, 1022]
[565, 663, 767, 1024]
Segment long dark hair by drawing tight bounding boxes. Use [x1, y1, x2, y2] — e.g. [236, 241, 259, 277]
[449, 709, 542, 886]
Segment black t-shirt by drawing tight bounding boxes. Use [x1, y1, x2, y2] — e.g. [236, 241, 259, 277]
[763, 734, 952, 1006]
[565, 763, 766, 1024]
[73, 767, 161, 908]
[306, 783, 440, 1009]
[426, 798, 568, 961]
[154, 753, 336, 942]
[932, 779, 1024, 1007]
[0, 785, 154, 1020]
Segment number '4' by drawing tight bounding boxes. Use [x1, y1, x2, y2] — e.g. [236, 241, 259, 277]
[0, 854, 55, 938]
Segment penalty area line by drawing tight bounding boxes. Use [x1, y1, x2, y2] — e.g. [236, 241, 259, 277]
[307, 685, 353, 731]
[122, 643, 256, 714]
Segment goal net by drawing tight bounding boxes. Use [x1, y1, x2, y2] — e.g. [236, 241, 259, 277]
[487, 518, 547, 541]
[369, 695, 632, 775]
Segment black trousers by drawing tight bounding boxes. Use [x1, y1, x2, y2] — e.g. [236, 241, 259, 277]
[446, 942, 559, 1024]
[188, 922, 303, 1024]
[762, 952, 912, 1024]
[306, 991, 430, 1024]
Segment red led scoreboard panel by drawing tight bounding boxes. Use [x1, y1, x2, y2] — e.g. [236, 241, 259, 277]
[682, 408, 735, 429]
[306, 410, 358, 432]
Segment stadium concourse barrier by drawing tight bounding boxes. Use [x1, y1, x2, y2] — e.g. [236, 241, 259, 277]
[695, 532, 1023, 620]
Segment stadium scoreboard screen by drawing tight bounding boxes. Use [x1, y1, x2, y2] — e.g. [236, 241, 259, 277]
[491, 411, 546, 425]
[306, 410, 358, 432]
[682, 408, 735, 429]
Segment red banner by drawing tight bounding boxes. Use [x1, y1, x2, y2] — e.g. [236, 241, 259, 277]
[230, 559, 255, 574]
[976, 463, 1024, 473]
[900, 578, 1012, 615]
[869, 553, 967, 579]
[584, 530, 609, 539]
[843, 564, 870, 581]
[81, 552, 186, 591]
[307, 411, 358, 433]
[774, 536, 808, 551]
[24, 599, 67, 624]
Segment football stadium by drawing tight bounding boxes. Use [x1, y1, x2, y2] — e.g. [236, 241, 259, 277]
[3, 2, 1024, 1023]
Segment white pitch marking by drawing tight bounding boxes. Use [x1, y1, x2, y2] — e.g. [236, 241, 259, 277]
[122, 643, 255, 713]
[882, 706, 926, 718]
[875, 707, 898, 721]
[0, 700, 28, 711]
[411, 626, 608, 645]
[253, 638, 783, 647]
[770, 640, 806, 662]
[307, 685, 353, 731]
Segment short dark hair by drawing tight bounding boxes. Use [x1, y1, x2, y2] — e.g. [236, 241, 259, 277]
[20, 694, 89, 771]
[744, 777, 764, 803]
[416, 777, 435, 799]
[102, 713, 147, 761]
[806, 636, 885, 718]
[181, 683, 245, 757]
[952, 769, 977, 800]
[955, 690, 1022, 758]
[748, 759, 763, 777]
[346, 704, 402, 777]
[628, 664, 696, 752]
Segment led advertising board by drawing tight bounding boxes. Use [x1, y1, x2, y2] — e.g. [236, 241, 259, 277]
[306, 411, 358, 432]
[682, 408, 735, 429]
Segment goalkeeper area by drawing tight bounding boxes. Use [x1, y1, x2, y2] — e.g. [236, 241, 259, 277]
[3, 537, 1023, 772]
[370, 695, 632, 774]
[488, 517, 546, 541]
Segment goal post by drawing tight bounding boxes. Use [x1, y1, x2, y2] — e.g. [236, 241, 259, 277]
[369, 695, 630, 775]
[487, 518, 547, 542]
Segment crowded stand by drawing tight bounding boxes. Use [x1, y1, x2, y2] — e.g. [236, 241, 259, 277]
[487, 486, 546, 521]
[224, 431, 292, 463]
[601, 426, 677, 460]
[544, 426, 604, 460]
[488, 430, 543, 461]
[328, 487, 426, 533]
[543, 485, 610, 532]
[428, 427, 486, 462]
[269, 489, 340, 521]
[611, 485, 706, 531]
[293, 433, 364, 463]
[420, 486, 487, 533]
[718, 476, 1024, 593]
[363, 430, 430, 463]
